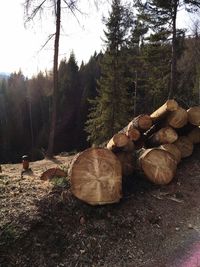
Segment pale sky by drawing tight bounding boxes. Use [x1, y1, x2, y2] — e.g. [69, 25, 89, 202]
[0, 1, 198, 78]
[0, 0, 109, 77]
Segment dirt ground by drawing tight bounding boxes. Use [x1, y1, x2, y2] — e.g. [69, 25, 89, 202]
[0, 146, 200, 267]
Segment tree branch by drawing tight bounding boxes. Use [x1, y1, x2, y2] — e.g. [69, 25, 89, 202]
[25, 0, 47, 24]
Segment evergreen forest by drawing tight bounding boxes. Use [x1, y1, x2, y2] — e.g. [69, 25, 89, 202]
[0, 0, 200, 163]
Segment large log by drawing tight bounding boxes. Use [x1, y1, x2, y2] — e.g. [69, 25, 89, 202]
[139, 148, 177, 185]
[167, 107, 188, 128]
[69, 148, 122, 205]
[115, 152, 135, 176]
[187, 127, 200, 144]
[159, 144, 181, 163]
[128, 114, 153, 132]
[146, 127, 178, 147]
[173, 136, 194, 158]
[150, 99, 178, 122]
[187, 106, 200, 126]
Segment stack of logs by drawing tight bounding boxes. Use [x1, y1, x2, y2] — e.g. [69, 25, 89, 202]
[70, 100, 200, 205]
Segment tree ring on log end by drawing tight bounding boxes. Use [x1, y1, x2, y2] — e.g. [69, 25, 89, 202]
[70, 148, 122, 205]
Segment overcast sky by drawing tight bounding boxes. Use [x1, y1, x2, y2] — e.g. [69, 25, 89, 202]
[0, 0, 198, 78]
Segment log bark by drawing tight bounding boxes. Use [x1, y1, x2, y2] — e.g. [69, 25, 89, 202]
[167, 107, 188, 128]
[139, 148, 177, 185]
[128, 114, 152, 132]
[115, 152, 135, 176]
[150, 100, 178, 122]
[107, 133, 129, 152]
[187, 106, 200, 126]
[69, 148, 122, 205]
[187, 127, 200, 144]
[146, 127, 178, 147]
[159, 144, 181, 163]
[173, 136, 194, 158]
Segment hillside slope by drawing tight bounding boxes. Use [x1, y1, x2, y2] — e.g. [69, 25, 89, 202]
[0, 147, 200, 267]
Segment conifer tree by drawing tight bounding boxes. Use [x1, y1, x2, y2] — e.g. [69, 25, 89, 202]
[134, 0, 200, 98]
[86, 0, 134, 144]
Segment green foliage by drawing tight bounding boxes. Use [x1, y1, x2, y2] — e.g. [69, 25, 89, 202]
[85, 0, 134, 145]
[50, 176, 70, 188]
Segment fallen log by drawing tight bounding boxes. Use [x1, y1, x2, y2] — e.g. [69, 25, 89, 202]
[173, 136, 194, 158]
[187, 106, 200, 126]
[126, 127, 141, 142]
[115, 152, 135, 176]
[139, 148, 177, 185]
[69, 147, 122, 205]
[128, 114, 152, 132]
[159, 144, 181, 163]
[150, 99, 178, 122]
[187, 127, 200, 144]
[107, 133, 130, 152]
[146, 127, 178, 147]
[167, 107, 188, 129]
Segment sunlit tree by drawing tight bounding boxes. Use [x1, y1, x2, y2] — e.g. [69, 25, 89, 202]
[24, 0, 81, 157]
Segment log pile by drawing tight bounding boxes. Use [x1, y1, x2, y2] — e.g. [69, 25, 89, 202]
[69, 100, 200, 205]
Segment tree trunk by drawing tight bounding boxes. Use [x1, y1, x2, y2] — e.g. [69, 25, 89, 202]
[168, 1, 178, 99]
[69, 147, 122, 205]
[46, 0, 61, 158]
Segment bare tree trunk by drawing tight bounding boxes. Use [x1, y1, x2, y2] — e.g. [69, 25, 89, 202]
[46, 0, 61, 158]
[168, 1, 178, 99]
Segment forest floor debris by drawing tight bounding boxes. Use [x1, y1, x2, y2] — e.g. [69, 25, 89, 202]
[0, 147, 200, 267]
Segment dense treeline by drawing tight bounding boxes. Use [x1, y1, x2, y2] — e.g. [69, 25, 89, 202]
[0, 0, 200, 163]
[0, 52, 101, 163]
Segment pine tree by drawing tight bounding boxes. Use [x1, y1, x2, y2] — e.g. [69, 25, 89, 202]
[86, 0, 134, 145]
[134, 0, 200, 98]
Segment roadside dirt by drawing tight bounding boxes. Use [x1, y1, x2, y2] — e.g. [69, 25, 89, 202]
[0, 146, 200, 267]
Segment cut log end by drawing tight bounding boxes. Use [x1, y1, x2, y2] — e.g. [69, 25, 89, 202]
[126, 127, 141, 141]
[161, 127, 178, 143]
[139, 148, 177, 185]
[173, 136, 194, 158]
[187, 106, 200, 126]
[159, 144, 181, 163]
[107, 133, 129, 151]
[167, 107, 188, 129]
[129, 114, 152, 132]
[70, 148, 122, 205]
[147, 127, 178, 147]
[138, 115, 153, 130]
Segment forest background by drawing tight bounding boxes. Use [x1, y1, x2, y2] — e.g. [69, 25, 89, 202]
[0, 0, 200, 163]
